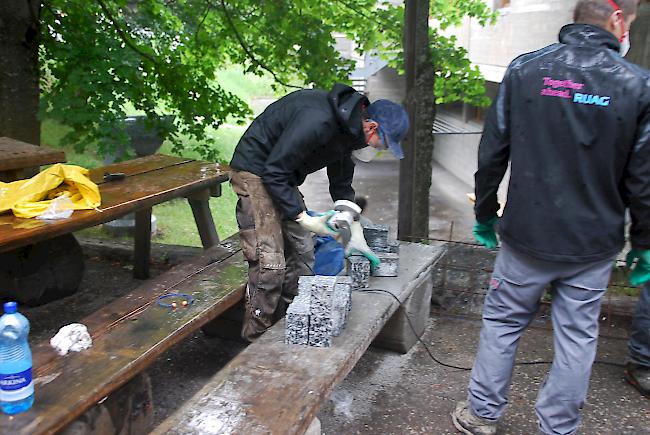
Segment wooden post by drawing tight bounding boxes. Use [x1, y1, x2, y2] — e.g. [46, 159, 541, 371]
[398, 0, 435, 242]
[134, 208, 152, 279]
[187, 189, 220, 248]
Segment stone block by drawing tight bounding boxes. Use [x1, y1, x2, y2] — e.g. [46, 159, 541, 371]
[445, 268, 472, 290]
[286, 276, 338, 347]
[362, 223, 390, 252]
[371, 252, 399, 277]
[285, 291, 311, 345]
[347, 255, 370, 290]
[308, 276, 336, 347]
[432, 267, 446, 289]
[439, 290, 486, 317]
[335, 276, 353, 312]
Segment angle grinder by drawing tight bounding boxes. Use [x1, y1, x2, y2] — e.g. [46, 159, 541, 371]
[327, 200, 362, 246]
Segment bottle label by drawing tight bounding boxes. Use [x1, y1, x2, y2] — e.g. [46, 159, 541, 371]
[0, 368, 33, 401]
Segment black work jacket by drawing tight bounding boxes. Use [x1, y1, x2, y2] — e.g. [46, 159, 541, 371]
[230, 84, 368, 218]
[475, 24, 650, 262]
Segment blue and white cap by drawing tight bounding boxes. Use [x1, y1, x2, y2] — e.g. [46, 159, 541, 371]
[366, 100, 409, 160]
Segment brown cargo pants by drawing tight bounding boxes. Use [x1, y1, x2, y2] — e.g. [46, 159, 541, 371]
[230, 171, 315, 341]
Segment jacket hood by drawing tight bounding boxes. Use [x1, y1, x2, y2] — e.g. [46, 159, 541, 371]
[559, 23, 620, 52]
[327, 83, 369, 143]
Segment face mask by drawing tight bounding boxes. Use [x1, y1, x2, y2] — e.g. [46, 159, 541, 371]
[620, 30, 630, 57]
[352, 146, 378, 163]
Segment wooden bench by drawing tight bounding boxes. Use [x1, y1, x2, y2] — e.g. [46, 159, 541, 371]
[0, 235, 248, 435]
[153, 241, 446, 435]
[0, 137, 66, 182]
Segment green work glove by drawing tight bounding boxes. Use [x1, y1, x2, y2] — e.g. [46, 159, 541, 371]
[473, 216, 498, 249]
[626, 249, 650, 286]
[296, 211, 337, 236]
[346, 220, 381, 269]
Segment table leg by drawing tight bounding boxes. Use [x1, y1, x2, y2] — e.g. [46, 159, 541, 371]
[187, 189, 220, 249]
[134, 208, 152, 279]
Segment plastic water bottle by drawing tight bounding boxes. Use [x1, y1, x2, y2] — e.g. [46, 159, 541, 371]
[0, 302, 34, 414]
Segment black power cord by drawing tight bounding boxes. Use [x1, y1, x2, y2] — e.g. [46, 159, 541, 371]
[359, 288, 625, 371]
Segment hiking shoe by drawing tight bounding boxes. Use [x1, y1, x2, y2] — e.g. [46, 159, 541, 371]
[451, 401, 497, 435]
[624, 362, 650, 399]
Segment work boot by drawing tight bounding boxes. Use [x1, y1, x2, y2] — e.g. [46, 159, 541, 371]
[624, 362, 650, 399]
[451, 401, 497, 435]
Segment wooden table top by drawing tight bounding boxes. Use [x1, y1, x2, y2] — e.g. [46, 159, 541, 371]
[0, 137, 66, 172]
[0, 154, 230, 254]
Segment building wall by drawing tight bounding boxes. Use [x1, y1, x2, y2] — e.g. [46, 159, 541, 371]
[365, 67, 407, 105]
[433, 130, 481, 188]
[450, 0, 577, 81]
[433, 0, 577, 188]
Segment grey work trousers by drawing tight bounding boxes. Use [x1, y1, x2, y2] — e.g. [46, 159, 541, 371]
[468, 243, 615, 435]
[629, 282, 650, 367]
[230, 171, 314, 341]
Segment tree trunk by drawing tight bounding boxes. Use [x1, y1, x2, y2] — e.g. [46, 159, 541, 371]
[398, 0, 435, 242]
[628, 2, 650, 69]
[0, 1, 41, 145]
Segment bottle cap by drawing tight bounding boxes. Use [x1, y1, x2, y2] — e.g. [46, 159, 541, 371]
[3, 302, 17, 314]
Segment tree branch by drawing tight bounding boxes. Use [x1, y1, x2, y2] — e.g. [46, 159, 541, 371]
[195, 2, 212, 46]
[215, 0, 303, 89]
[335, 0, 372, 21]
[96, 0, 161, 67]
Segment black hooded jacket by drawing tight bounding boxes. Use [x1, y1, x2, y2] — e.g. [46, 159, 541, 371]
[475, 24, 650, 262]
[229, 84, 368, 219]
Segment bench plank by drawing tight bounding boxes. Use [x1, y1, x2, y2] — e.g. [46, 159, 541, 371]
[0, 137, 66, 172]
[0, 241, 247, 435]
[30, 237, 240, 373]
[154, 242, 445, 435]
[89, 154, 194, 185]
[0, 160, 230, 254]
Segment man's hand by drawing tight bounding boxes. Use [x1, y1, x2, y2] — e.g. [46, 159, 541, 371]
[345, 220, 381, 269]
[473, 216, 499, 249]
[295, 211, 337, 236]
[626, 249, 650, 286]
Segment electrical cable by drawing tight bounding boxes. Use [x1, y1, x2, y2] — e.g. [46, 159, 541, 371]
[359, 288, 626, 371]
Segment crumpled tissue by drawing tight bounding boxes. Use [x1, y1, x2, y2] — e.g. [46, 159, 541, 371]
[36, 194, 74, 220]
[50, 323, 93, 356]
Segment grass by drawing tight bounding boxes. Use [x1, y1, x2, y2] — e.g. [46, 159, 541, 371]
[40, 66, 278, 246]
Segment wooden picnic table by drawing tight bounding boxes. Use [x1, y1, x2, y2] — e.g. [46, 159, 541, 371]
[0, 154, 230, 279]
[0, 137, 67, 182]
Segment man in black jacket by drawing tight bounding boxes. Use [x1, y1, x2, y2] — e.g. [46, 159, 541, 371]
[229, 84, 408, 341]
[452, 1, 649, 434]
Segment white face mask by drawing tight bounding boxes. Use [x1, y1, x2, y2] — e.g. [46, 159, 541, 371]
[352, 146, 378, 163]
[620, 30, 630, 57]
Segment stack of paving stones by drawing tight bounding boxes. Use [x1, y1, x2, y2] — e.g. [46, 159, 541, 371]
[285, 276, 353, 346]
[362, 223, 400, 277]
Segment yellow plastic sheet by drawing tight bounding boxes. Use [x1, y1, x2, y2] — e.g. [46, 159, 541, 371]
[0, 164, 101, 218]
